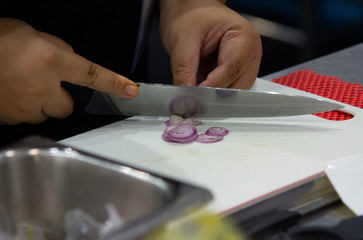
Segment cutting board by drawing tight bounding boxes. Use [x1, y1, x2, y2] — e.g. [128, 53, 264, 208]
[61, 78, 363, 215]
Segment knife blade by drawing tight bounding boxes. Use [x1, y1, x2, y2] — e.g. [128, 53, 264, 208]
[101, 83, 344, 118]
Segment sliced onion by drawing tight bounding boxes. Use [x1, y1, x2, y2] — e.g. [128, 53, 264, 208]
[165, 115, 202, 126]
[165, 123, 196, 138]
[181, 117, 202, 126]
[165, 115, 184, 126]
[169, 95, 200, 118]
[205, 127, 229, 137]
[162, 123, 198, 143]
[196, 133, 223, 143]
[162, 131, 198, 143]
[162, 116, 229, 144]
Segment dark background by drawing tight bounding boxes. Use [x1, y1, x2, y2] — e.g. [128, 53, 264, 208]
[145, 0, 363, 82]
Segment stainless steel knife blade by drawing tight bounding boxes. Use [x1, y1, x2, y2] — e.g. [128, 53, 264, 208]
[101, 83, 344, 118]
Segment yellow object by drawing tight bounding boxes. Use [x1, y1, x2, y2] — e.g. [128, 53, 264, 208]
[146, 212, 248, 240]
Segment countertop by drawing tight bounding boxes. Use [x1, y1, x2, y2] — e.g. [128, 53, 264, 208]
[263, 42, 363, 85]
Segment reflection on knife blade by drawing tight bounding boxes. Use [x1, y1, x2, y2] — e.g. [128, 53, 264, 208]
[101, 83, 345, 118]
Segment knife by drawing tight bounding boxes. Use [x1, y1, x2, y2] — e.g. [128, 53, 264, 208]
[101, 83, 344, 118]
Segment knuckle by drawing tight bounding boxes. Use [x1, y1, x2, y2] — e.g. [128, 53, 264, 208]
[247, 27, 263, 59]
[0, 117, 18, 125]
[173, 64, 194, 83]
[255, 39, 263, 59]
[35, 45, 60, 68]
[227, 64, 241, 82]
[29, 115, 48, 124]
[174, 64, 193, 75]
[16, 105, 47, 125]
[110, 73, 122, 93]
[248, 27, 263, 58]
[31, 38, 62, 68]
[84, 63, 99, 86]
[59, 108, 73, 119]
[224, 24, 244, 39]
[58, 101, 74, 119]
[67, 44, 75, 53]
[248, 24, 261, 40]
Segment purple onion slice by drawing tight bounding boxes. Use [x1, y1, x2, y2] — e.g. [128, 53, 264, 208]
[196, 133, 223, 143]
[205, 127, 229, 137]
[162, 116, 229, 144]
[164, 123, 197, 138]
[162, 131, 198, 143]
[162, 123, 199, 143]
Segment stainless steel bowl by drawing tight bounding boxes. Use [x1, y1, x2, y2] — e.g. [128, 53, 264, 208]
[0, 137, 212, 240]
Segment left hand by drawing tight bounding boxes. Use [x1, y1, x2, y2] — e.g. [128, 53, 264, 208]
[159, 0, 262, 89]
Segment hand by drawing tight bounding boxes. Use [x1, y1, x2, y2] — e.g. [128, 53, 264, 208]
[159, 0, 262, 89]
[0, 18, 139, 125]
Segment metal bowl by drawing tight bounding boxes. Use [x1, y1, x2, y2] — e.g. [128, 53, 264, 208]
[0, 136, 212, 240]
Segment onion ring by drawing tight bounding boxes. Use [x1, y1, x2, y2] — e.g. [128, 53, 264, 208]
[165, 123, 196, 138]
[162, 123, 198, 143]
[205, 127, 229, 137]
[162, 116, 229, 144]
[196, 133, 223, 143]
[162, 131, 198, 143]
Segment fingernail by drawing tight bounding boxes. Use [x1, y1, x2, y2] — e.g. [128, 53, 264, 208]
[125, 84, 137, 97]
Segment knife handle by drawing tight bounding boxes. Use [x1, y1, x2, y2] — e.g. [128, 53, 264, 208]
[236, 210, 301, 239]
[61, 82, 94, 110]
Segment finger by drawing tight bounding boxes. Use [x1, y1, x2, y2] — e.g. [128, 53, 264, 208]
[199, 28, 262, 89]
[15, 108, 48, 125]
[59, 51, 138, 98]
[229, 55, 261, 89]
[41, 87, 74, 119]
[38, 31, 74, 53]
[0, 113, 47, 125]
[169, 37, 200, 86]
[3, 102, 48, 125]
[23, 112, 48, 125]
[201, 53, 260, 89]
[199, 46, 253, 88]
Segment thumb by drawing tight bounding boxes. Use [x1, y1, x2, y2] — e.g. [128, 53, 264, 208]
[169, 39, 200, 86]
[59, 50, 138, 98]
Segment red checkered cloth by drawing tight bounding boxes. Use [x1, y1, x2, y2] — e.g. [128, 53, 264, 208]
[272, 69, 363, 120]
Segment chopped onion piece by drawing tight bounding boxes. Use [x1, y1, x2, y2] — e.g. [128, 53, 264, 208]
[165, 123, 196, 138]
[162, 123, 198, 143]
[196, 133, 223, 143]
[165, 115, 184, 126]
[162, 131, 198, 143]
[181, 117, 202, 126]
[205, 127, 229, 137]
[165, 115, 202, 126]
[169, 96, 200, 118]
[162, 116, 229, 144]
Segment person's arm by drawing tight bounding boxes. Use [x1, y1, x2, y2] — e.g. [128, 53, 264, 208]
[158, 0, 262, 89]
[0, 18, 138, 125]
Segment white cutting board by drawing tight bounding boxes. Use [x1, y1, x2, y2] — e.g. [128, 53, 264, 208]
[61, 78, 363, 215]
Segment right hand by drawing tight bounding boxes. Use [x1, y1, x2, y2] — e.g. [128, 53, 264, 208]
[159, 0, 262, 89]
[0, 17, 139, 125]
